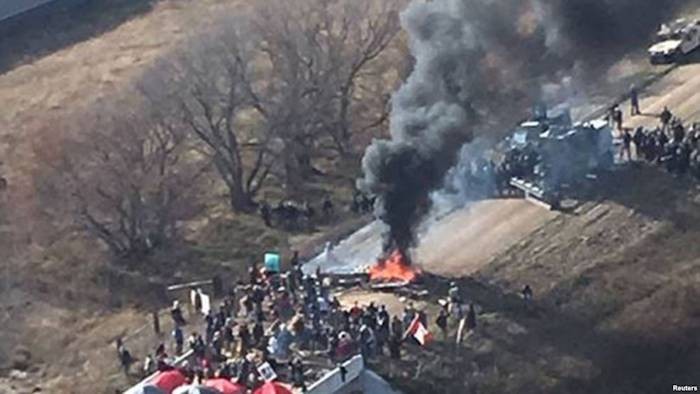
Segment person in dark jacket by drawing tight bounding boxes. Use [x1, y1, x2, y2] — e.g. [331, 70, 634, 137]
[172, 326, 184, 355]
[620, 129, 632, 162]
[388, 334, 402, 360]
[660, 106, 673, 131]
[118, 344, 134, 376]
[521, 284, 533, 301]
[466, 303, 477, 331]
[630, 86, 641, 116]
[436, 309, 449, 340]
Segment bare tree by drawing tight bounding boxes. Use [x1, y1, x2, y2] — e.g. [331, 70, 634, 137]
[248, 0, 402, 188]
[141, 24, 274, 212]
[139, 0, 403, 205]
[34, 105, 204, 263]
[321, 0, 402, 154]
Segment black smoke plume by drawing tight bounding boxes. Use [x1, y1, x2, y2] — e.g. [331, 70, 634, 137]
[358, 0, 688, 260]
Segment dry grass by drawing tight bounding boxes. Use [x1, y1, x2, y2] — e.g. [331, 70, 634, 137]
[4, 2, 700, 393]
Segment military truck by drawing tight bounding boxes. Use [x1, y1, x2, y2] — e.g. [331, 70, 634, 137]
[504, 108, 613, 209]
[649, 19, 700, 64]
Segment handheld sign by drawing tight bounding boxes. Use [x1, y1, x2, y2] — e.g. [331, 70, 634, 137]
[258, 361, 278, 382]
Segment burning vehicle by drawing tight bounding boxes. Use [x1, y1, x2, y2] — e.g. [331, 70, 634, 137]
[368, 250, 421, 284]
[649, 19, 700, 64]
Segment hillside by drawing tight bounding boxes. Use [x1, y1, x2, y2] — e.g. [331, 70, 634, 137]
[306, 57, 700, 393]
[0, 2, 261, 393]
[412, 59, 700, 390]
[0, 1, 384, 392]
[2, 1, 700, 393]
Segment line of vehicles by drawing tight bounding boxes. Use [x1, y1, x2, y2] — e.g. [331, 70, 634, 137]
[493, 16, 700, 208]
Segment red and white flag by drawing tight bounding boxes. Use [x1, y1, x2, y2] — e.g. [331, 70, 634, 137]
[405, 315, 433, 346]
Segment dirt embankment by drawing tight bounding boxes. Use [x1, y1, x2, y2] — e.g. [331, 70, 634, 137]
[478, 167, 700, 392]
[358, 56, 700, 392]
[0, 1, 246, 393]
[333, 166, 700, 394]
[386, 165, 700, 394]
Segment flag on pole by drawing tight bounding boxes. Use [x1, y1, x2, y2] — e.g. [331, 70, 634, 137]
[405, 314, 433, 346]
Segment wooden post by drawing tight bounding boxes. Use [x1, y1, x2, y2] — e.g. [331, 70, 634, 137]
[152, 311, 160, 335]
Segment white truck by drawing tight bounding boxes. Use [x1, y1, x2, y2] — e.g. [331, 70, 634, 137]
[649, 19, 700, 64]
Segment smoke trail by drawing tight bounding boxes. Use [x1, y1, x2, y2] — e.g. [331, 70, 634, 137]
[359, 0, 688, 259]
[357, 1, 477, 257]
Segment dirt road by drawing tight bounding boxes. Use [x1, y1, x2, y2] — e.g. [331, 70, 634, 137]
[624, 62, 700, 128]
[415, 199, 557, 276]
[306, 199, 557, 277]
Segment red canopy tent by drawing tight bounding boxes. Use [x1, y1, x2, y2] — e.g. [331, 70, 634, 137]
[253, 382, 294, 394]
[204, 378, 246, 394]
[152, 369, 187, 393]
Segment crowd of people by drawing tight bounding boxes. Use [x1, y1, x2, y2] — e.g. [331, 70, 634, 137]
[257, 190, 378, 233]
[117, 254, 476, 393]
[459, 99, 700, 203]
[258, 196, 335, 231]
[617, 106, 700, 179]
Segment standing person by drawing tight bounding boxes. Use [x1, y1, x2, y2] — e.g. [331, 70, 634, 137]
[620, 129, 632, 162]
[290, 357, 307, 392]
[248, 262, 259, 285]
[115, 337, 123, 355]
[630, 85, 641, 116]
[322, 195, 334, 219]
[358, 323, 375, 360]
[327, 329, 340, 363]
[349, 301, 363, 322]
[448, 282, 462, 317]
[223, 321, 235, 350]
[466, 303, 477, 332]
[170, 301, 186, 326]
[260, 201, 272, 227]
[448, 282, 461, 303]
[172, 325, 184, 355]
[143, 354, 155, 377]
[390, 316, 403, 340]
[285, 273, 297, 302]
[633, 127, 645, 160]
[238, 324, 252, 357]
[253, 319, 265, 347]
[613, 106, 624, 130]
[205, 310, 216, 343]
[193, 288, 203, 314]
[417, 309, 427, 327]
[294, 263, 304, 290]
[521, 285, 533, 301]
[290, 250, 300, 268]
[375, 310, 390, 356]
[388, 334, 402, 360]
[660, 106, 673, 132]
[152, 311, 161, 335]
[436, 309, 449, 340]
[402, 304, 416, 329]
[118, 344, 133, 376]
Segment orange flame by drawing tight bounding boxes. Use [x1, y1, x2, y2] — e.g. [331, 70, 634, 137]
[368, 250, 420, 283]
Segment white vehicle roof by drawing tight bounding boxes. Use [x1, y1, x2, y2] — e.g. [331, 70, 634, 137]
[520, 121, 541, 128]
[649, 39, 683, 54]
